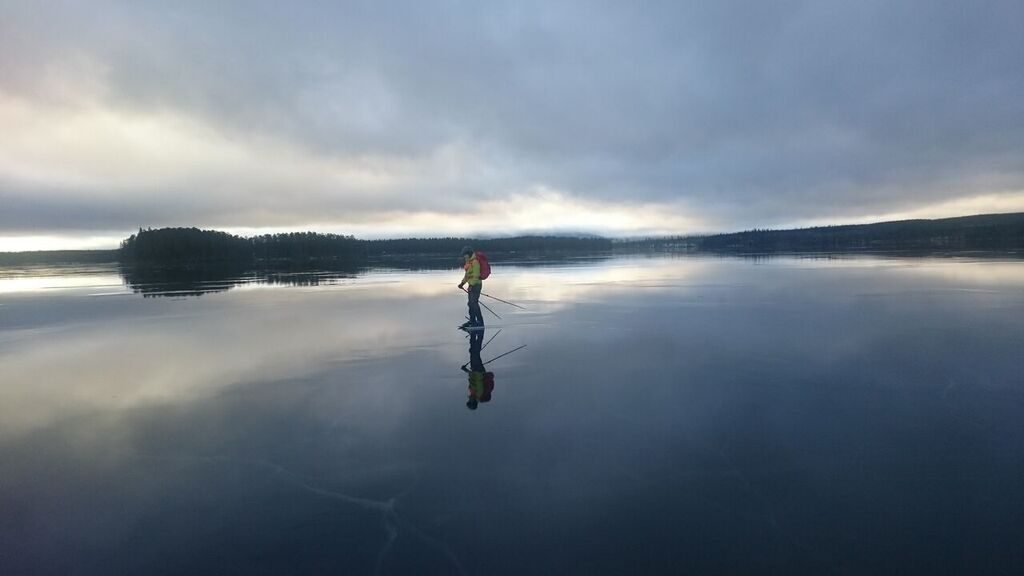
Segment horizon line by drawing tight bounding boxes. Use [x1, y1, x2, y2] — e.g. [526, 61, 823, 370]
[3, 211, 1022, 254]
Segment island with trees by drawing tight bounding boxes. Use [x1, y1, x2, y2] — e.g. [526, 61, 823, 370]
[118, 227, 614, 266]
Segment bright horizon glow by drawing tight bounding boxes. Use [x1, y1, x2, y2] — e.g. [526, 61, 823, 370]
[782, 191, 1024, 230]
[0, 235, 127, 252]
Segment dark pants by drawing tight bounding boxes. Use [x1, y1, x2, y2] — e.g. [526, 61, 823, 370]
[467, 284, 484, 325]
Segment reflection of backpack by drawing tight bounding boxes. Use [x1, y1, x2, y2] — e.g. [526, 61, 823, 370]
[482, 372, 495, 402]
[476, 251, 491, 280]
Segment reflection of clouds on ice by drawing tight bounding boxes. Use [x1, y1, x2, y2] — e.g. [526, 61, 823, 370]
[0, 273, 124, 294]
[4, 255, 1023, 438]
[738, 254, 1024, 287]
[894, 259, 1024, 286]
[0, 284, 453, 437]
[2, 254, 1024, 572]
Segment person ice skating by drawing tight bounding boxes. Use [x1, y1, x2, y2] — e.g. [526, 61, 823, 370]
[458, 246, 484, 329]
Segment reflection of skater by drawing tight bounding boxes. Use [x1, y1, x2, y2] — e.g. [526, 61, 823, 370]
[461, 329, 494, 410]
[457, 246, 484, 329]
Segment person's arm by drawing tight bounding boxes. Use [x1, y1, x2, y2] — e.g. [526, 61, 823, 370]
[458, 264, 469, 288]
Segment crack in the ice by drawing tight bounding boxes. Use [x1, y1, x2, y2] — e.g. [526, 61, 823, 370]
[374, 514, 399, 576]
[134, 454, 464, 576]
[394, 515, 468, 576]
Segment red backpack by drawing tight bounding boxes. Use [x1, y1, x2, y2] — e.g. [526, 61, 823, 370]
[475, 251, 491, 280]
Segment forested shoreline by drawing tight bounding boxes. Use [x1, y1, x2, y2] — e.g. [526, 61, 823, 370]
[118, 227, 613, 265]
[622, 212, 1024, 254]
[699, 212, 1024, 253]
[4, 213, 1023, 266]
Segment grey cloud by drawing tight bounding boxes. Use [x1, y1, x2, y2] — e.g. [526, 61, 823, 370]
[1, 0, 1023, 234]
[0, 184, 220, 233]
[0, 174, 478, 235]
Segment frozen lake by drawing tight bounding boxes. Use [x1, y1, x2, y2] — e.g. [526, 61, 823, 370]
[2, 255, 1023, 574]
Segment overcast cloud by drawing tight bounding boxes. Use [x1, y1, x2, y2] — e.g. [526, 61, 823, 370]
[1, 0, 1023, 248]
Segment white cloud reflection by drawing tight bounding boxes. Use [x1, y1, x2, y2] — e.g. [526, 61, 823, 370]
[5, 255, 1022, 440]
[0, 258, 719, 436]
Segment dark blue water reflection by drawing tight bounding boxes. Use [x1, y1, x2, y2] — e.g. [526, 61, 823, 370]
[1, 256, 1023, 575]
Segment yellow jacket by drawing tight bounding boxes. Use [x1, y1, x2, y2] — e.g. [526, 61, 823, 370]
[462, 256, 482, 286]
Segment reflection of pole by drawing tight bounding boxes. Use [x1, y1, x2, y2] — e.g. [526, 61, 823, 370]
[461, 287, 501, 319]
[481, 292, 526, 310]
[481, 328, 501, 351]
[484, 344, 527, 366]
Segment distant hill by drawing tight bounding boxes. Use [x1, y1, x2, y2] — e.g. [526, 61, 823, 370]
[693, 212, 1024, 253]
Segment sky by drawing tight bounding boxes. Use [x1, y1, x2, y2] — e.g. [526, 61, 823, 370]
[1, 0, 1023, 250]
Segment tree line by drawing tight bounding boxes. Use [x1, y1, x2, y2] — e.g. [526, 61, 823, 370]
[109, 213, 1024, 265]
[619, 213, 1024, 253]
[697, 213, 1024, 252]
[119, 227, 613, 264]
